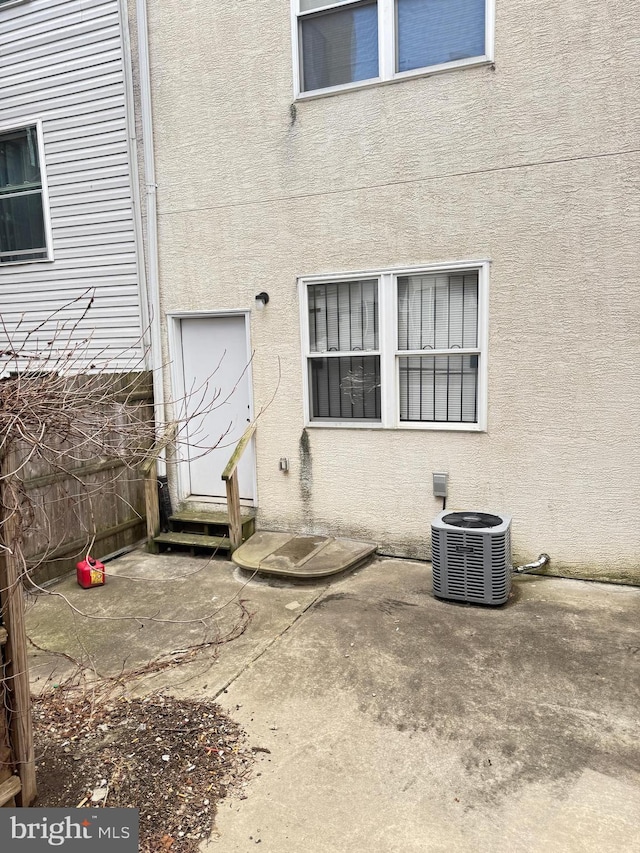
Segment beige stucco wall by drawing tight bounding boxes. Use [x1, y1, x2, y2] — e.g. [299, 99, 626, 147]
[144, 0, 640, 582]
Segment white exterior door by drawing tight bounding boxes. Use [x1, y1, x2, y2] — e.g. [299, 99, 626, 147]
[180, 315, 255, 501]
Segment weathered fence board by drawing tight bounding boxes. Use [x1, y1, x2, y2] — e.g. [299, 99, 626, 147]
[0, 632, 17, 808]
[0, 776, 22, 808]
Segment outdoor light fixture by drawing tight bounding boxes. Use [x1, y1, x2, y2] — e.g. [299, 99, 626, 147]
[255, 291, 270, 309]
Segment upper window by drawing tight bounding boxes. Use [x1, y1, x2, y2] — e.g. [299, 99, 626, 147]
[294, 0, 492, 96]
[301, 263, 488, 430]
[0, 124, 50, 264]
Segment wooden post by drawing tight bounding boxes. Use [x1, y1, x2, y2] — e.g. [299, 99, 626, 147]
[221, 422, 256, 553]
[225, 474, 242, 552]
[0, 452, 37, 806]
[144, 459, 160, 546]
[140, 424, 177, 552]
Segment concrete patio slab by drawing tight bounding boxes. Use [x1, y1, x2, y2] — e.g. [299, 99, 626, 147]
[25, 550, 640, 852]
[204, 559, 640, 853]
[26, 550, 329, 698]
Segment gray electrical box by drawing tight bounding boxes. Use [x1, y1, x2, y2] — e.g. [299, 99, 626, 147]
[432, 472, 448, 497]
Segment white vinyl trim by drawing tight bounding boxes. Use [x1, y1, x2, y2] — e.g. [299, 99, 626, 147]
[378, 0, 394, 81]
[118, 0, 150, 364]
[485, 0, 496, 63]
[299, 260, 489, 431]
[292, 0, 494, 99]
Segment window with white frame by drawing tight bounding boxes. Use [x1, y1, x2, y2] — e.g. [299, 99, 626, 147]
[0, 124, 50, 264]
[294, 0, 492, 95]
[301, 263, 487, 429]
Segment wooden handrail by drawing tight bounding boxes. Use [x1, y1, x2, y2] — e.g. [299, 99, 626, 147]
[222, 422, 256, 481]
[222, 422, 256, 551]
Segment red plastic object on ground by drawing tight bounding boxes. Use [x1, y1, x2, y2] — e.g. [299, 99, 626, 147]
[76, 556, 106, 589]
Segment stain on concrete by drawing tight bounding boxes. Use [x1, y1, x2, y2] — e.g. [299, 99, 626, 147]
[376, 598, 419, 614]
[301, 581, 640, 807]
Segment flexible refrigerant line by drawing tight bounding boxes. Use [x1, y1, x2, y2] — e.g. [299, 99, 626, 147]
[514, 553, 550, 574]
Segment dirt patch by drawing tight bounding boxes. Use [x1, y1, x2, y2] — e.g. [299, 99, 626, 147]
[33, 692, 254, 853]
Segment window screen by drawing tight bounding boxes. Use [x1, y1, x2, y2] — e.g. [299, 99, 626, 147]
[301, 2, 378, 92]
[396, 0, 486, 72]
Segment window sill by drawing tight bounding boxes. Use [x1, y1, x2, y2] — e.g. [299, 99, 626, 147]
[306, 421, 485, 432]
[295, 56, 493, 103]
[0, 256, 53, 267]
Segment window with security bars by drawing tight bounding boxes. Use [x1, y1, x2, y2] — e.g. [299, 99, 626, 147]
[0, 125, 49, 264]
[302, 265, 486, 429]
[397, 271, 479, 422]
[307, 279, 381, 420]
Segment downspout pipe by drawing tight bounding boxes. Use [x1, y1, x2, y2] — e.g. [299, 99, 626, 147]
[514, 553, 550, 575]
[135, 0, 165, 475]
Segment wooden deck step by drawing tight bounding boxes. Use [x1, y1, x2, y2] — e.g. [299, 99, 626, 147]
[170, 509, 255, 526]
[154, 531, 231, 553]
[168, 510, 255, 539]
[152, 508, 255, 555]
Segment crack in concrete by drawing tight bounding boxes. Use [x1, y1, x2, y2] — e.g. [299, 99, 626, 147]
[212, 582, 332, 701]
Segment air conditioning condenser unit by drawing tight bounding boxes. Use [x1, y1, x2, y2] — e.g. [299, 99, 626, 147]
[431, 510, 512, 605]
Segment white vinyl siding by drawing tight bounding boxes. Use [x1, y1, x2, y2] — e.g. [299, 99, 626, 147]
[301, 262, 489, 430]
[0, 0, 144, 369]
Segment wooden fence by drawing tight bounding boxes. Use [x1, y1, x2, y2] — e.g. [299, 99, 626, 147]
[0, 370, 155, 805]
[12, 372, 154, 586]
